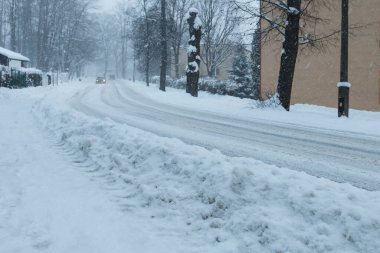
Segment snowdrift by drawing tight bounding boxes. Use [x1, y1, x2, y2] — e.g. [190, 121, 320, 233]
[30, 85, 380, 253]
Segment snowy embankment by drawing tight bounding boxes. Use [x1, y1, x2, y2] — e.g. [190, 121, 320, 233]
[28, 83, 380, 253]
[129, 82, 380, 137]
[1, 87, 192, 253]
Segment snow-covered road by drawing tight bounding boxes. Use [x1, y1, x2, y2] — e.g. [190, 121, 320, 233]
[71, 81, 380, 191]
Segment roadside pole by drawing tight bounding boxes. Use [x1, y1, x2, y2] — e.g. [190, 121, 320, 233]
[338, 0, 350, 117]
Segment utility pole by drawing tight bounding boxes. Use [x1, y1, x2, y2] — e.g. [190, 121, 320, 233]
[159, 0, 167, 92]
[337, 0, 350, 117]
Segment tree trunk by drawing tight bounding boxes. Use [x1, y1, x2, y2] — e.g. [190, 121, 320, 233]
[276, 0, 301, 111]
[143, 0, 150, 86]
[251, 21, 261, 100]
[10, 0, 17, 51]
[37, 0, 49, 72]
[122, 38, 126, 79]
[121, 11, 127, 79]
[174, 47, 180, 78]
[160, 0, 167, 92]
[145, 37, 150, 86]
[186, 9, 201, 97]
[22, 0, 33, 58]
[0, 0, 3, 46]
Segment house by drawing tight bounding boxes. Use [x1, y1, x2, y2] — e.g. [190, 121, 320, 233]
[260, 0, 380, 111]
[0, 47, 42, 87]
[0, 46, 30, 68]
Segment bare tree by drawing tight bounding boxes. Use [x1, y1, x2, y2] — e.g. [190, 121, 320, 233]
[96, 16, 117, 79]
[0, 0, 95, 76]
[234, 0, 340, 110]
[167, 0, 193, 78]
[276, 0, 301, 111]
[0, 0, 4, 46]
[9, 0, 17, 51]
[37, 0, 49, 71]
[142, 0, 152, 86]
[198, 0, 239, 78]
[21, 0, 34, 59]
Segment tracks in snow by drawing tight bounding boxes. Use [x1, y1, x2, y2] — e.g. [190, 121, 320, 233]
[70, 82, 380, 191]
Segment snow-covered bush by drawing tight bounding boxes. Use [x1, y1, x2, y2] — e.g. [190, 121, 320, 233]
[0, 65, 42, 88]
[166, 77, 256, 99]
[151, 75, 174, 86]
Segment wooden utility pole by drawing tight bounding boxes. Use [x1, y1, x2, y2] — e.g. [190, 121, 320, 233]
[159, 0, 167, 92]
[338, 0, 350, 117]
[186, 8, 201, 97]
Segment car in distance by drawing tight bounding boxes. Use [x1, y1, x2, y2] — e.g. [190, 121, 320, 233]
[96, 77, 106, 84]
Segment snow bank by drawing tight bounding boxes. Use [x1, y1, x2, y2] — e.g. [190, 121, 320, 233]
[32, 84, 380, 253]
[128, 82, 380, 137]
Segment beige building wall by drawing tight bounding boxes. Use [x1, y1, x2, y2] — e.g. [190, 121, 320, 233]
[261, 0, 380, 111]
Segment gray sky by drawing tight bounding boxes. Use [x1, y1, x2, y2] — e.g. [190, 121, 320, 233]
[97, 0, 136, 13]
[96, 0, 119, 12]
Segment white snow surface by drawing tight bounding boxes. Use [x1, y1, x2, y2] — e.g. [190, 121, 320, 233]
[337, 82, 352, 88]
[187, 45, 197, 54]
[1, 81, 380, 253]
[126, 82, 379, 136]
[189, 7, 199, 14]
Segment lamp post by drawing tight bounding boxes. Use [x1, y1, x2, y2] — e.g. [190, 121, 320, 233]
[337, 0, 350, 117]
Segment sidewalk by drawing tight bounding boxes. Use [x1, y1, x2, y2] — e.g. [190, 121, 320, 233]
[0, 89, 185, 253]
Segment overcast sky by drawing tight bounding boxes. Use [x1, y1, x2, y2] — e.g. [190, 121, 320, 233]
[96, 0, 119, 12]
[97, 0, 136, 13]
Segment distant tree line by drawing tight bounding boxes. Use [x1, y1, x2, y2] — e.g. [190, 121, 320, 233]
[128, 0, 260, 95]
[0, 0, 344, 110]
[0, 0, 96, 77]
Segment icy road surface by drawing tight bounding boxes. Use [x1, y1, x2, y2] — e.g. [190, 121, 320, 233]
[71, 81, 380, 191]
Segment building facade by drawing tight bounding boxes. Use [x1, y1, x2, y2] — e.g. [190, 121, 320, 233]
[260, 0, 380, 111]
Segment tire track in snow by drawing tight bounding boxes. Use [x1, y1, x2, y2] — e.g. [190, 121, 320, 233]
[70, 82, 380, 190]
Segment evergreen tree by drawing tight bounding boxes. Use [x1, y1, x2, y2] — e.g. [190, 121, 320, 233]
[229, 44, 252, 97]
[251, 23, 261, 100]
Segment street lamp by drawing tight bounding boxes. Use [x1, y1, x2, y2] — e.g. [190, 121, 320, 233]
[338, 0, 350, 117]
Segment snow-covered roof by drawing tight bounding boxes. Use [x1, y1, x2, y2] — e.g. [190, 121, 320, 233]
[0, 46, 30, 62]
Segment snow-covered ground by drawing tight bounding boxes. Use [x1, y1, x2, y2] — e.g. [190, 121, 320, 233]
[1, 81, 380, 253]
[71, 81, 380, 190]
[131, 82, 379, 136]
